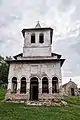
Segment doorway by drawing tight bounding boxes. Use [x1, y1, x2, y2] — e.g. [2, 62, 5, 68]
[71, 88, 75, 96]
[30, 77, 38, 101]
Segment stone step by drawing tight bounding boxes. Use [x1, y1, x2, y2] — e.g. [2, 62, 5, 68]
[26, 101, 42, 106]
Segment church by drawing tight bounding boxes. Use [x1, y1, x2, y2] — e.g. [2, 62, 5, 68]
[6, 22, 65, 103]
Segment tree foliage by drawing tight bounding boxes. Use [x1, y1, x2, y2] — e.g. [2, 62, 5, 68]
[0, 55, 12, 87]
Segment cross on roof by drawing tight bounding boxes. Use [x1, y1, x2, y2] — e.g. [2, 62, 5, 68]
[35, 21, 41, 28]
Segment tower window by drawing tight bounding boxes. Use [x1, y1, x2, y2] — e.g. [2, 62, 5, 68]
[39, 33, 44, 43]
[31, 33, 35, 43]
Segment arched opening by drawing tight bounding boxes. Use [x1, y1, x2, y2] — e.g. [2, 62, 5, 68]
[12, 77, 17, 93]
[52, 77, 58, 93]
[30, 77, 38, 100]
[39, 33, 44, 43]
[20, 77, 26, 93]
[42, 77, 49, 93]
[71, 88, 75, 96]
[31, 33, 35, 43]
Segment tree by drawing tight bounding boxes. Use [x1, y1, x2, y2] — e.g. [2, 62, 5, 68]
[0, 55, 12, 87]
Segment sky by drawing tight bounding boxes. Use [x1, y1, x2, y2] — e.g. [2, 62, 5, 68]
[0, 0, 80, 87]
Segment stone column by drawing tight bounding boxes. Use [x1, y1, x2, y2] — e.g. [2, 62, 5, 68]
[5, 81, 12, 100]
[7, 81, 12, 93]
[39, 81, 42, 100]
[17, 81, 20, 94]
[58, 79, 63, 96]
[26, 82, 30, 100]
[49, 81, 52, 94]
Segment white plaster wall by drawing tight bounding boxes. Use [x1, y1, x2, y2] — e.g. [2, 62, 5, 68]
[23, 30, 51, 57]
[24, 30, 51, 47]
[8, 61, 62, 90]
[23, 47, 51, 56]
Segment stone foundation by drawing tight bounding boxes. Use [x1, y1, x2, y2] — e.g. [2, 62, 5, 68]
[5, 92, 63, 103]
[5, 93, 27, 101]
[4, 91, 68, 106]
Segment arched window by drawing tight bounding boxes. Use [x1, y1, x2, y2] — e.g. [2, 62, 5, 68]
[42, 77, 49, 93]
[39, 33, 44, 43]
[20, 77, 26, 93]
[12, 77, 17, 93]
[52, 77, 58, 93]
[31, 33, 35, 43]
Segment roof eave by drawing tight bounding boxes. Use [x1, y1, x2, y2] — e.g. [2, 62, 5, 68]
[51, 53, 62, 58]
[22, 27, 53, 38]
[6, 59, 65, 65]
[61, 59, 65, 67]
[13, 53, 23, 59]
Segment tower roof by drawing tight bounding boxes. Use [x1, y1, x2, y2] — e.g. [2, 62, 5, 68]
[21, 22, 53, 43]
[22, 27, 53, 38]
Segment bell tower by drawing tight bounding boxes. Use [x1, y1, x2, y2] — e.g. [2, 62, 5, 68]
[22, 22, 53, 57]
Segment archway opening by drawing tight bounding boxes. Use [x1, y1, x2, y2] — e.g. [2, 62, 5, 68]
[52, 77, 58, 93]
[42, 77, 49, 93]
[30, 77, 38, 101]
[12, 77, 17, 93]
[71, 88, 75, 96]
[20, 77, 26, 93]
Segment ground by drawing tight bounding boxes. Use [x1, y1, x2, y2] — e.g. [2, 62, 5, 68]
[0, 88, 80, 120]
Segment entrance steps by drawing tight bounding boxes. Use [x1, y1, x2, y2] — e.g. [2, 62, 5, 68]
[4, 93, 67, 106]
[26, 101, 42, 106]
[5, 93, 65, 105]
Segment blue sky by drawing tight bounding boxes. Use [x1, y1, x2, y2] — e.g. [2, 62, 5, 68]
[0, 0, 80, 86]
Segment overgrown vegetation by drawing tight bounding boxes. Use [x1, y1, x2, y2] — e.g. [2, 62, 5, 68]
[0, 88, 6, 100]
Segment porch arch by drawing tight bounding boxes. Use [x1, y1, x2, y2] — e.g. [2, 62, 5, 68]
[52, 77, 58, 93]
[42, 77, 49, 93]
[12, 77, 17, 93]
[20, 77, 26, 93]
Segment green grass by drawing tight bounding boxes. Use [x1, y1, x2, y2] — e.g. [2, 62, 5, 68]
[64, 96, 80, 105]
[0, 102, 80, 120]
[0, 88, 6, 100]
[0, 89, 80, 120]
